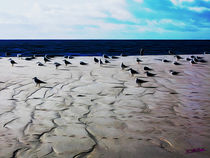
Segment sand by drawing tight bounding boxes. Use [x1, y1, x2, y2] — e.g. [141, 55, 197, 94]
[0, 55, 210, 158]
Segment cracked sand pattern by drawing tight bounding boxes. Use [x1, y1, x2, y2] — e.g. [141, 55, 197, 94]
[0, 55, 210, 158]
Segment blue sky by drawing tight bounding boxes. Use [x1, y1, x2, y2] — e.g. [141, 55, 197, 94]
[0, 0, 209, 39]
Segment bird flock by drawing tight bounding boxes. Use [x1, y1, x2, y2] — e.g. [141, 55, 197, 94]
[7, 49, 208, 87]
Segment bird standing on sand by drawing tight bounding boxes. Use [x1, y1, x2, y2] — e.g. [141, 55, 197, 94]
[145, 71, 156, 77]
[174, 55, 183, 60]
[140, 49, 144, 56]
[185, 57, 191, 61]
[37, 62, 45, 66]
[169, 70, 180, 75]
[162, 59, 171, 63]
[136, 78, 148, 86]
[105, 59, 110, 63]
[63, 59, 71, 66]
[44, 56, 51, 63]
[121, 62, 128, 70]
[94, 57, 99, 63]
[54, 62, 61, 69]
[136, 58, 142, 64]
[168, 50, 174, 55]
[112, 56, 119, 59]
[129, 68, 139, 76]
[80, 61, 88, 65]
[99, 59, 103, 65]
[173, 61, 181, 65]
[190, 59, 197, 64]
[103, 54, 109, 59]
[33, 77, 46, 87]
[144, 66, 153, 71]
[9, 58, 17, 66]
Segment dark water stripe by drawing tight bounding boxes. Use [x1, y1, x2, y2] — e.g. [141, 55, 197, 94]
[0, 40, 209, 57]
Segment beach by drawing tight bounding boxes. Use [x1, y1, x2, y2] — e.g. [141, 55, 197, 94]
[0, 55, 210, 158]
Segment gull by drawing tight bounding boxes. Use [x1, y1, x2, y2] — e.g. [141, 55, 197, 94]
[128, 68, 139, 76]
[162, 59, 171, 63]
[54, 62, 61, 69]
[168, 50, 174, 55]
[105, 59, 110, 63]
[169, 70, 180, 75]
[145, 71, 156, 77]
[37, 62, 45, 66]
[33, 77, 46, 87]
[173, 61, 181, 65]
[94, 57, 99, 63]
[9, 58, 17, 66]
[44, 56, 51, 63]
[174, 55, 183, 60]
[121, 62, 129, 70]
[136, 78, 148, 87]
[103, 54, 109, 59]
[144, 66, 153, 71]
[63, 59, 71, 66]
[80, 61, 88, 65]
[136, 58, 142, 64]
[100, 59, 103, 65]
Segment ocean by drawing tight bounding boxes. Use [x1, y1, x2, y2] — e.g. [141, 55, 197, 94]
[0, 40, 209, 57]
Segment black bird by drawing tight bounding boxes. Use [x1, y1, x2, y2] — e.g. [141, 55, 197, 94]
[169, 70, 180, 75]
[140, 48, 144, 56]
[37, 62, 45, 66]
[25, 55, 35, 61]
[144, 66, 153, 71]
[99, 59, 103, 65]
[174, 55, 183, 60]
[173, 61, 181, 65]
[94, 57, 99, 63]
[103, 54, 109, 59]
[196, 56, 203, 60]
[9, 58, 17, 66]
[63, 59, 71, 66]
[136, 78, 148, 86]
[44, 56, 51, 63]
[162, 59, 171, 63]
[54, 62, 61, 69]
[105, 59, 110, 63]
[121, 62, 128, 70]
[112, 56, 119, 59]
[185, 57, 191, 61]
[190, 59, 197, 64]
[129, 68, 139, 76]
[33, 77, 46, 87]
[120, 53, 127, 57]
[80, 61, 88, 65]
[168, 50, 174, 55]
[193, 57, 199, 62]
[191, 55, 195, 59]
[136, 58, 142, 64]
[198, 59, 207, 63]
[145, 71, 156, 77]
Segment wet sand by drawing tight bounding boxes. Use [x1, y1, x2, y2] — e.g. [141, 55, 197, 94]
[0, 55, 210, 158]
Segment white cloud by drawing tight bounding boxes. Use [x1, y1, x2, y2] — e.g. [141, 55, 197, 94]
[170, 0, 194, 6]
[0, 0, 137, 38]
[188, 6, 210, 12]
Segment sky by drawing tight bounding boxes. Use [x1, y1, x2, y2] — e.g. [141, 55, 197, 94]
[0, 0, 210, 39]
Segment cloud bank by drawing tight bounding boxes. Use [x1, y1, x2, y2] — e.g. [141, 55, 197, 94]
[0, 0, 209, 39]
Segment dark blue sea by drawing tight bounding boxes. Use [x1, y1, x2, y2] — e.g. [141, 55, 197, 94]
[0, 40, 209, 57]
